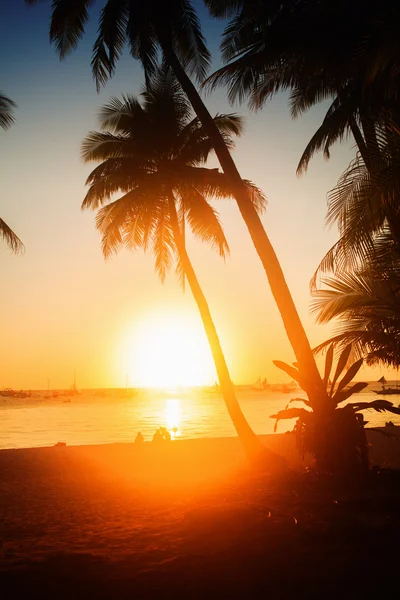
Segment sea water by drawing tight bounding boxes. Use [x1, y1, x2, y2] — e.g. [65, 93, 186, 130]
[0, 386, 399, 450]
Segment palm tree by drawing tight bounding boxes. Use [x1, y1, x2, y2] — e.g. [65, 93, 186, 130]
[311, 265, 400, 368]
[205, 0, 400, 172]
[26, 0, 324, 409]
[0, 91, 23, 253]
[310, 121, 400, 288]
[81, 71, 285, 464]
[271, 341, 400, 475]
[206, 0, 400, 323]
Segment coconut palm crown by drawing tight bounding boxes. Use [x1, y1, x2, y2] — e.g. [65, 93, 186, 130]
[81, 72, 265, 273]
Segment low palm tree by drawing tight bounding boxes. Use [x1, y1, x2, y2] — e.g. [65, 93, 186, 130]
[272, 342, 400, 476]
[0, 91, 23, 253]
[26, 0, 324, 411]
[81, 71, 285, 464]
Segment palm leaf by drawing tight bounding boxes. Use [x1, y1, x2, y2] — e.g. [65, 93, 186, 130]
[333, 358, 364, 398]
[334, 381, 369, 405]
[323, 344, 334, 388]
[49, 0, 95, 59]
[330, 344, 352, 397]
[270, 407, 311, 433]
[347, 400, 400, 415]
[0, 218, 24, 254]
[91, 0, 129, 90]
[0, 92, 16, 130]
[180, 187, 229, 257]
[152, 201, 175, 282]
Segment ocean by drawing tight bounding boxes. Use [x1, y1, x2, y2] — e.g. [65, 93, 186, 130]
[1, 385, 399, 450]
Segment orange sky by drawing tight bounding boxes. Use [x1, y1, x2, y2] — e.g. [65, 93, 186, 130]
[0, 2, 390, 389]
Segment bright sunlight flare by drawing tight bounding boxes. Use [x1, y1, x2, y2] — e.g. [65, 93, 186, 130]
[123, 313, 216, 388]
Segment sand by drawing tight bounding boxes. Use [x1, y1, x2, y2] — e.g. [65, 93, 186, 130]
[1, 430, 400, 599]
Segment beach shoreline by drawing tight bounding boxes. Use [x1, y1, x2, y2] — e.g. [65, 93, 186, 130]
[1, 426, 399, 466]
[1, 431, 400, 598]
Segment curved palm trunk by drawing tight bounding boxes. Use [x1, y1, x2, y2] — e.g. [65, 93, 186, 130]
[350, 120, 370, 168]
[168, 198, 282, 462]
[161, 43, 324, 402]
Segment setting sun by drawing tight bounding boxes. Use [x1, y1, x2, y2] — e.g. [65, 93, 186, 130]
[123, 313, 216, 388]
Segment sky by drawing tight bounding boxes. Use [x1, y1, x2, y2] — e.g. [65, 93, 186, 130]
[0, 0, 390, 389]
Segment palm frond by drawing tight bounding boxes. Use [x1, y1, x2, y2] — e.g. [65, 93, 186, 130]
[204, 0, 245, 18]
[0, 218, 24, 254]
[169, 0, 211, 83]
[95, 188, 158, 258]
[152, 201, 175, 282]
[91, 0, 129, 90]
[49, 0, 95, 59]
[176, 113, 244, 164]
[98, 94, 147, 134]
[0, 92, 16, 130]
[82, 158, 152, 209]
[297, 91, 358, 175]
[180, 187, 229, 257]
[81, 131, 130, 162]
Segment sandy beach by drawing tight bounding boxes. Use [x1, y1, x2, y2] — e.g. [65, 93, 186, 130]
[1, 430, 400, 599]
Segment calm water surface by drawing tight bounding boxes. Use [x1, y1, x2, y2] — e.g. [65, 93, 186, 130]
[1, 386, 399, 450]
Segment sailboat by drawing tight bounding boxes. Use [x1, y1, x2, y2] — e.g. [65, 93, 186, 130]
[373, 376, 400, 395]
[252, 377, 271, 391]
[70, 369, 80, 396]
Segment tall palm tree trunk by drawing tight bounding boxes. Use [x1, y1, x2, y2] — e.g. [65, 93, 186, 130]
[168, 197, 274, 460]
[162, 43, 323, 401]
[350, 120, 370, 168]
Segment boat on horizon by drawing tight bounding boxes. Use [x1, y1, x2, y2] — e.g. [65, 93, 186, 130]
[251, 377, 271, 392]
[372, 376, 400, 395]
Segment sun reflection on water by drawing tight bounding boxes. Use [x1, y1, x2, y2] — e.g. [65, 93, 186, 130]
[165, 398, 181, 439]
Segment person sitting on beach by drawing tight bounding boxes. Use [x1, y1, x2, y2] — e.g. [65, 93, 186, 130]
[152, 427, 171, 443]
[152, 429, 163, 444]
[159, 426, 171, 442]
[135, 431, 144, 444]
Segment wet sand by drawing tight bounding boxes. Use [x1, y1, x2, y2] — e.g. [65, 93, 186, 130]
[1, 431, 400, 599]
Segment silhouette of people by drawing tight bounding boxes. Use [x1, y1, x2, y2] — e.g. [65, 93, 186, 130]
[135, 431, 144, 444]
[152, 429, 163, 444]
[159, 426, 171, 442]
[152, 427, 171, 443]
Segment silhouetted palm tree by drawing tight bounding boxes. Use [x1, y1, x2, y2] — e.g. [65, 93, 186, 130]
[81, 71, 284, 462]
[206, 0, 400, 173]
[311, 257, 400, 368]
[26, 0, 324, 409]
[0, 91, 23, 253]
[311, 122, 400, 287]
[309, 122, 400, 365]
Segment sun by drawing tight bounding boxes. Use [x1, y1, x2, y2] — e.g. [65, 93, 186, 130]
[124, 312, 216, 388]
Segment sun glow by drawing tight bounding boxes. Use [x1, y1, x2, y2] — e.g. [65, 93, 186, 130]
[124, 313, 216, 388]
[165, 398, 181, 439]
